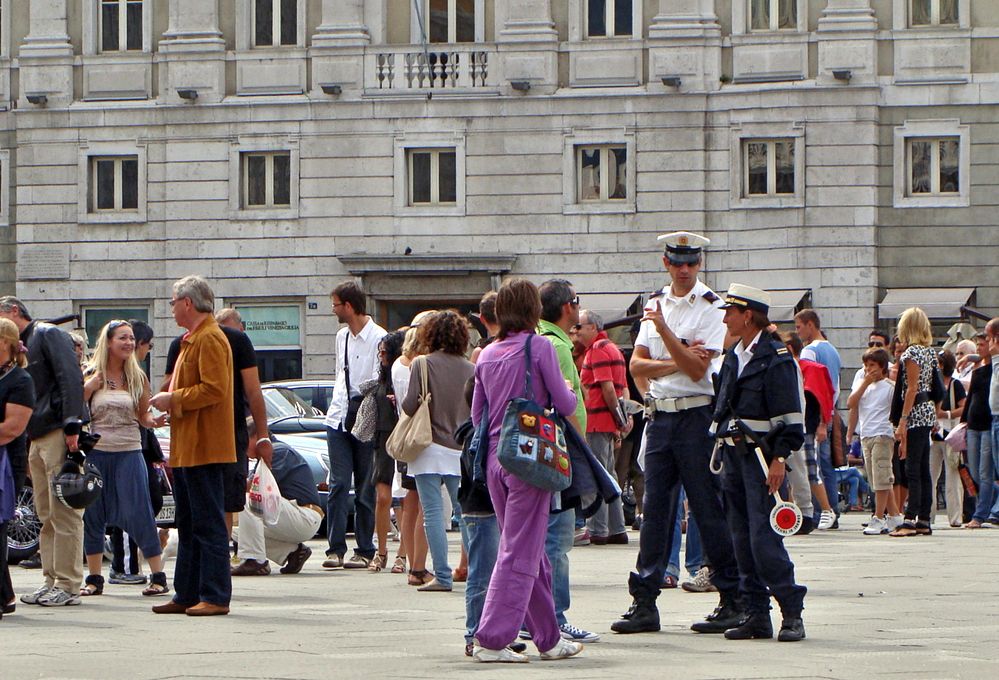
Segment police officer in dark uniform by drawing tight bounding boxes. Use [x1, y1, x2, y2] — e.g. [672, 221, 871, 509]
[712, 284, 807, 642]
[611, 232, 744, 636]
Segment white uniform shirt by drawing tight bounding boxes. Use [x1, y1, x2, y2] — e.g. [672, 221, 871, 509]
[734, 331, 763, 377]
[635, 279, 726, 399]
[324, 318, 388, 430]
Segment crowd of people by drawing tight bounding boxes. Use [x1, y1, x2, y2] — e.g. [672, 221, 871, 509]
[1, 240, 997, 663]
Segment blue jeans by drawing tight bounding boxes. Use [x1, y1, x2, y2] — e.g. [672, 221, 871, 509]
[460, 513, 499, 644]
[172, 465, 231, 607]
[545, 509, 575, 626]
[967, 429, 995, 522]
[666, 488, 703, 579]
[813, 437, 839, 522]
[414, 473, 460, 587]
[325, 426, 375, 559]
[835, 467, 870, 507]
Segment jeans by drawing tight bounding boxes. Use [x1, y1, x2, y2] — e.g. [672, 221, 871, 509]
[666, 488, 703, 579]
[904, 426, 934, 523]
[814, 437, 839, 521]
[172, 465, 231, 607]
[413, 473, 461, 587]
[460, 514, 499, 645]
[545, 509, 575, 626]
[325, 426, 376, 559]
[967, 428, 996, 522]
[835, 467, 870, 507]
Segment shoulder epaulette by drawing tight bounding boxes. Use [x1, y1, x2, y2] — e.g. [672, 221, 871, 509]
[776, 347, 789, 355]
[702, 290, 719, 303]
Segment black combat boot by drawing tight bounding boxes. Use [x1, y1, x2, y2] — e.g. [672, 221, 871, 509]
[777, 615, 806, 642]
[723, 612, 774, 640]
[690, 592, 746, 633]
[611, 573, 661, 634]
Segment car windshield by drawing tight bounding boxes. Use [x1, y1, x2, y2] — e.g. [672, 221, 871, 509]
[263, 387, 320, 419]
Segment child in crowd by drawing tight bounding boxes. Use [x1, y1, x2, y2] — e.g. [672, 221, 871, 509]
[847, 348, 903, 535]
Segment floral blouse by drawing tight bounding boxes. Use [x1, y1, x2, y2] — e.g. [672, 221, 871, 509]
[900, 344, 937, 429]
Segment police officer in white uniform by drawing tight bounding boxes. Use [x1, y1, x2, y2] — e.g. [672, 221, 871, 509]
[612, 232, 745, 635]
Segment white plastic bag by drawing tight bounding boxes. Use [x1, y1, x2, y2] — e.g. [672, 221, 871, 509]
[247, 461, 281, 526]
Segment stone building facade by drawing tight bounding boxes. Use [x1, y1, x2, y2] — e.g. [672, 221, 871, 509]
[0, 0, 997, 383]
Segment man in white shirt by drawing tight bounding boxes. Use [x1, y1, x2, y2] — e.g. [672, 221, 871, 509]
[321, 282, 387, 570]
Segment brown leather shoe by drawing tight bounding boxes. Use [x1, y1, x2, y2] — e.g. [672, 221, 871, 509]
[589, 535, 608, 545]
[607, 532, 630, 545]
[186, 602, 230, 616]
[281, 545, 312, 575]
[231, 559, 271, 576]
[152, 600, 192, 614]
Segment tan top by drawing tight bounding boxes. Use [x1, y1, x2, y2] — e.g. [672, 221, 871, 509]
[89, 388, 141, 452]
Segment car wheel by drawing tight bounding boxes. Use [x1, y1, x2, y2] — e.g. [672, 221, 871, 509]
[8, 485, 42, 564]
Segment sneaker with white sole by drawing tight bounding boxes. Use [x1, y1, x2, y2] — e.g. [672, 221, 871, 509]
[560, 623, 600, 642]
[863, 515, 886, 535]
[540, 638, 583, 661]
[681, 566, 718, 593]
[886, 514, 905, 532]
[37, 587, 81, 607]
[473, 646, 529, 663]
[20, 584, 52, 605]
[817, 510, 836, 530]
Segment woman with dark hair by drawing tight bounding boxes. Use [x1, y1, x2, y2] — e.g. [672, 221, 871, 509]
[401, 311, 474, 592]
[367, 330, 405, 572]
[0, 318, 34, 619]
[471, 279, 582, 662]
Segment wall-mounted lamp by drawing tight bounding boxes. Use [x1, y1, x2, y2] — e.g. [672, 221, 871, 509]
[510, 80, 531, 92]
[661, 76, 682, 88]
[26, 93, 48, 105]
[177, 88, 199, 101]
[832, 69, 852, 82]
[320, 83, 342, 96]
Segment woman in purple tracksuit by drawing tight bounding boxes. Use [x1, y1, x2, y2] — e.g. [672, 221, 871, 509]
[470, 279, 581, 663]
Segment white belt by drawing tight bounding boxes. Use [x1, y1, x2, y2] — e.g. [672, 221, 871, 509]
[646, 395, 712, 414]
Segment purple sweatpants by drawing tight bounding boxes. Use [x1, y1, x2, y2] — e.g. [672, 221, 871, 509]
[473, 453, 561, 653]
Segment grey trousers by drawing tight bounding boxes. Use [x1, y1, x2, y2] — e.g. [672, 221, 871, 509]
[586, 431, 626, 537]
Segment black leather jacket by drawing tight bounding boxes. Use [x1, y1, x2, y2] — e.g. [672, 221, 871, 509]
[20, 321, 84, 439]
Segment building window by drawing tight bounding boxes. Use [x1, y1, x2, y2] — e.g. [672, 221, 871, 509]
[910, 0, 959, 26]
[99, 0, 142, 52]
[242, 152, 291, 208]
[907, 137, 960, 195]
[749, 0, 797, 31]
[587, 0, 632, 38]
[426, 0, 475, 43]
[89, 156, 139, 212]
[743, 139, 795, 197]
[408, 149, 457, 205]
[254, 0, 297, 47]
[577, 146, 627, 202]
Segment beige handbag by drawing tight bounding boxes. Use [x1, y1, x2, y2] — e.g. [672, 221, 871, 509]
[386, 356, 433, 463]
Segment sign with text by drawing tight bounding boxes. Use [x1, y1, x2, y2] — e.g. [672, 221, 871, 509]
[238, 305, 301, 347]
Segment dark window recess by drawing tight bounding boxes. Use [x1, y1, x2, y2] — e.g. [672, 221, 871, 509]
[280, 0, 297, 45]
[101, 1, 119, 52]
[121, 159, 139, 209]
[588, 0, 607, 37]
[412, 152, 432, 203]
[438, 152, 457, 203]
[614, 0, 632, 36]
[429, 0, 448, 42]
[257, 350, 303, 382]
[255, 0, 273, 46]
[610, 147, 627, 199]
[273, 154, 291, 205]
[456, 0, 475, 42]
[247, 155, 267, 205]
[97, 160, 116, 210]
[126, 1, 143, 50]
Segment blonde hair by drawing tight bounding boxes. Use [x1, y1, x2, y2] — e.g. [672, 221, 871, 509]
[402, 310, 437, 359]
[0, 318, 27, 368]
[897, 307, 933, 348]
[85, 321, 148, 409]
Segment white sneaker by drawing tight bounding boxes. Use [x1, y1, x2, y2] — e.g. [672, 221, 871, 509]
[560, 622, 600, 642]
[817, 510, 836, 530]
[37, 587, 81, 607]
[473, 646, 529, 663]
[863, 516, 886, 535]
[886, 514, 905, 532]
[540, 638, 583, 661]
[20, 584, 52, 605]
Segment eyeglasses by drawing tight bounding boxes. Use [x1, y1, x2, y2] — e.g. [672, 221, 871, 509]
[169, 298, 187, 307]
[569, 295, 580, 307]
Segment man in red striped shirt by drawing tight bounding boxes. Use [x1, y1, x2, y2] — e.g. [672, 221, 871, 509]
[578, 310, 630, 545]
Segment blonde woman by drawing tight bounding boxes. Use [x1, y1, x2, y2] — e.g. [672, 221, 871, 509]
[890, 308, 938, 537]
[81, 321, 168, 595]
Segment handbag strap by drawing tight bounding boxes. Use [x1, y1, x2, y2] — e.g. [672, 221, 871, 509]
[343, 332, 352, 395]
[522, 334, 534, 399]
[418, 355, 429, 400]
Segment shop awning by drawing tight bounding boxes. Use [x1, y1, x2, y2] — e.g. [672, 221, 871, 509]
[878, 288, 975, 320]
[766, 289, 812, 323]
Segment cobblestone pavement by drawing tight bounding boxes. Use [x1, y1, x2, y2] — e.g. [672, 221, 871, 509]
[4, 513, 997, 679]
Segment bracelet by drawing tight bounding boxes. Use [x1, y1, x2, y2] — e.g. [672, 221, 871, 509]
[899, 414, 909, 421]
[256, 437, 271, 445]
[946, 410, 951, 420]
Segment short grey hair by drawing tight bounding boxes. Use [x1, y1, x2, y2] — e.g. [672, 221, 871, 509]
[173, 276, 215, 314]
[0, 296, 31, 321]
[582, 310, 604, 331]
[215, 307, 242, 325]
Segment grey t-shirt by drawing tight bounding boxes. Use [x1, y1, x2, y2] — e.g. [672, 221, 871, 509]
[402, 351, 474, 450]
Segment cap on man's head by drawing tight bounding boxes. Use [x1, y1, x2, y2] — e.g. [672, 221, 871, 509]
[720, 284, 771, 315]
[657, 231, 709, 265]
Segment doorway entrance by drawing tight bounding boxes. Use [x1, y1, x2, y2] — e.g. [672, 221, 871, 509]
[375, 299, 480, 333]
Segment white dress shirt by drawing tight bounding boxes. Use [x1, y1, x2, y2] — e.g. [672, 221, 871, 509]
[324, 317, 388, 430]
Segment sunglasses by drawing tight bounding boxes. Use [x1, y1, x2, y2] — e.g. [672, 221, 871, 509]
[106, 320, 130, 336]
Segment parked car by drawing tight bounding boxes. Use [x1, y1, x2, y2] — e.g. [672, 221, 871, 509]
[264, 380, 335, 417]
[262, 385, 327, 437]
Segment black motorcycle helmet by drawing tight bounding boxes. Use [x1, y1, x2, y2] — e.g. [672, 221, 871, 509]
[52, 459, 104, 510]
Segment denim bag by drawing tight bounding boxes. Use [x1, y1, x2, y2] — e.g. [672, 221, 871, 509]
[495, 335, 572, 492]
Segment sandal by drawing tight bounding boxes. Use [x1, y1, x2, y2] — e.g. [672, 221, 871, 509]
[80, 574, 105, 596]
[889, 522, 918, 537]
[914, 522, 933, 536]
[142, 572, 170, 597]
[391, 555, 407, 574]
[408, 569, 433, 586]
[661, 575, 678, 589]
[368, 554, 388, 573]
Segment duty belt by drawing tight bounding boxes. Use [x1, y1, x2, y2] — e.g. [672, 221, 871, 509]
[644, 394, 712, 416]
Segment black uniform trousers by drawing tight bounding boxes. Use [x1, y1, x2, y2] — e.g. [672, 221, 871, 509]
[721, 444, 806, 617]
[633, 405, 739, 598]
